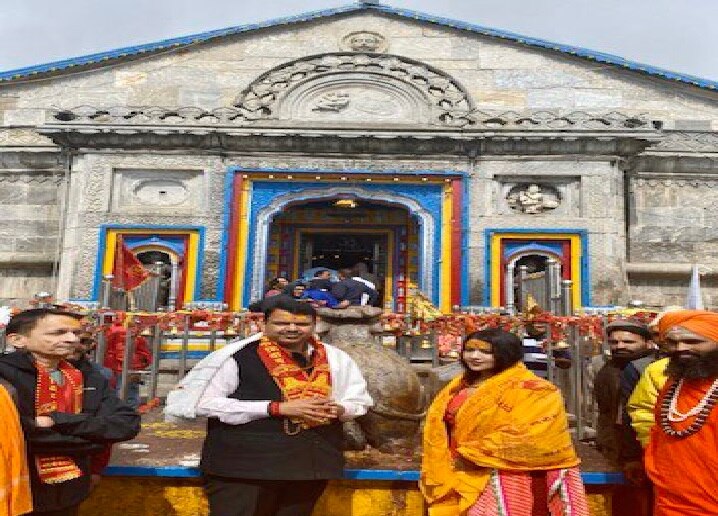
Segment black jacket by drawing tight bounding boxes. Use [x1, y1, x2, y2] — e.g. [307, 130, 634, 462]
[331, 278, 378, 306]
[0, 352, 141, 512]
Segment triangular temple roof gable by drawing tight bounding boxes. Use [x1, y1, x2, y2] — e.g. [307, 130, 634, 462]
[1, 2, 716, 91]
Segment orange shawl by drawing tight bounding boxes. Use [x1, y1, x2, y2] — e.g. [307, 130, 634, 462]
[645, 378, 718, 515]
[420, 363, 580, 516]
[0, 384, 32, 516]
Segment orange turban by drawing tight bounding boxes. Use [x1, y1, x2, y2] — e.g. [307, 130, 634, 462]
[658, 310, 718, 343]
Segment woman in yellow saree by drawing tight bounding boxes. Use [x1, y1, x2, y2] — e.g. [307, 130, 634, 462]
[420, 329, 588, 516]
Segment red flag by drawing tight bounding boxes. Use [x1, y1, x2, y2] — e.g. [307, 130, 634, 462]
[112, 236, 150, 291]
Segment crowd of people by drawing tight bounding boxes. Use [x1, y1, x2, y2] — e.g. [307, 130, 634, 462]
[249, 263, 380, 313]
[2, 301, 718, 515]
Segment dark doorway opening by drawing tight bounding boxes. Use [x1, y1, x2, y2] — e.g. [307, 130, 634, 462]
[305, 233, 384, 272]
[299, 232, 387, 305]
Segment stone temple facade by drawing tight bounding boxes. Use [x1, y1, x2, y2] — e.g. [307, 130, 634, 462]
[0, 2, 717, 311]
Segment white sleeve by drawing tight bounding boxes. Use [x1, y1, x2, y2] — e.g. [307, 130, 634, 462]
[329, 347, 374, 421]
[195, 357, 271, 425]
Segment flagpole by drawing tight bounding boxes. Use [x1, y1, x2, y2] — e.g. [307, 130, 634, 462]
[115, 234, 124, 291]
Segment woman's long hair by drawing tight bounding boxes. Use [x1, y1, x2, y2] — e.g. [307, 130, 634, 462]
[461, 328, 524, 383]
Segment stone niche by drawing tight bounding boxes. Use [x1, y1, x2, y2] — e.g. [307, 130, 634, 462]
[494, 176, 580, 217]
[110, 169, 206, 214]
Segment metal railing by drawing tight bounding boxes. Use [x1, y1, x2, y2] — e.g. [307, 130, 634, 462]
[81, 310, 262, 404]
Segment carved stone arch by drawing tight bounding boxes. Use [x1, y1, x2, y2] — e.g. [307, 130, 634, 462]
[233, 53, 475, 127]
[251, 186, 436, 302]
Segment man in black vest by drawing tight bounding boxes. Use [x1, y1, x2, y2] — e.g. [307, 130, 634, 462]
[195, 296, 372, 516]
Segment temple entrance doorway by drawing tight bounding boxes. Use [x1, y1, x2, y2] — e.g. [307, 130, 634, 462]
[266, 197, 420, 311]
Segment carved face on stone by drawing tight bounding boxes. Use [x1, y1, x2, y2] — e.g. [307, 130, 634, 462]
[341, 31, 387, 53]
[350, 34, 381, 52]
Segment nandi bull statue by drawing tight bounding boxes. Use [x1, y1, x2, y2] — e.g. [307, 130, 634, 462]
[315, 306, 426, 452]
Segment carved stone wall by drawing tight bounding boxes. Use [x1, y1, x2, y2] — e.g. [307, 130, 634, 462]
[0, 264, 56, 306]
[630, 176, 718, 263]
[234, 53, 473, 127]
[58, 154, 225, 301]
[497, 178, 578, 217]
[1, 10, 717, 307]
[0, 150, 63, 306]
[627, 172, 718, 308]
[111, 169, 207, 214]
[628, 275, 718, 310]
[470, 158, 625, 305]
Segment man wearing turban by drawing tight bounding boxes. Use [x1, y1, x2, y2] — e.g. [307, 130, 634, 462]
[644, 310, 718, 515]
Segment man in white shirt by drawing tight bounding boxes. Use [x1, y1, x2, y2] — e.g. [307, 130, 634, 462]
[351, 262, 378, 306]
[167, 296, 372, 516]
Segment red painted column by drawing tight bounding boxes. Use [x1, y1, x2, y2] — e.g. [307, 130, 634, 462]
[223, 173, 243, 308]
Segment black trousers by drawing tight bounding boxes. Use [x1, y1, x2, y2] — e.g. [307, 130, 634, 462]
[204, 475, 328, 516]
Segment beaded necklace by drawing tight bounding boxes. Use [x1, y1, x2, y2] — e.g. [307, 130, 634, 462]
[659, 378, 718, 438]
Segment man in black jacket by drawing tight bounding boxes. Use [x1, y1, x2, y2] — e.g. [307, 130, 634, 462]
[330, 268, 378, 306]
[0, 308, 141, 516]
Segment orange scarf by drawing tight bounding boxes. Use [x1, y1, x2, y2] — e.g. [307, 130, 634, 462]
[0, 384, 32, 516]
[34, 360, 83, 484]
[420, 363, 580, 516]
[257, 336, 332, 432]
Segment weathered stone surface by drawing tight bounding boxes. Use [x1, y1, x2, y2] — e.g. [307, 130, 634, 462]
[575, 90, 623, 109]
[527, 89, 576, 108]
[0, 264, 54, 307]
[636, 206, 704, 226]
[630, 242, 696, 263]
[494, 70, 585, 89]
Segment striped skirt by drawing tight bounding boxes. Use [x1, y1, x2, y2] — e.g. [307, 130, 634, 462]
[468, 467, 590, 516]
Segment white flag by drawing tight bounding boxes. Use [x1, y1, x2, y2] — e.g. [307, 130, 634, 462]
[685, 264, 704, 310]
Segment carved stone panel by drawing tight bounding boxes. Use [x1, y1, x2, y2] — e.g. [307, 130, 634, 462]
[340, 31, 388, 53]
[495, 177, 579, 217]
[233, 53, 474, 127]
[284, 75, 428, 125]
[111, 169, 206, 214]
[506, 183, 560, 214]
